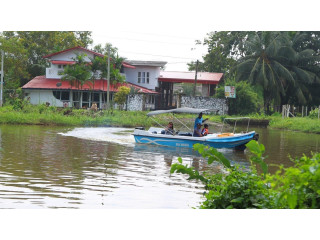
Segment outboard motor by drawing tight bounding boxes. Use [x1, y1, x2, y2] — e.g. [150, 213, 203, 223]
[253, 133, 259, 141]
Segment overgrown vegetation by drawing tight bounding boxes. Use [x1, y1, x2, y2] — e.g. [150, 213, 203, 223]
[215, 77, 263, 115]
[170, 141, 320, 209]
[189, 31, 320, 112]
[1, 101, 320, 134]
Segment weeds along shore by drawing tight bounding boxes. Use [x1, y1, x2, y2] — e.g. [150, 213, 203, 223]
[1, 104, 320, 134]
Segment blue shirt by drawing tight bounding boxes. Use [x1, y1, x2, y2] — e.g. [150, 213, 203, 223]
[194, 117, 203, 129]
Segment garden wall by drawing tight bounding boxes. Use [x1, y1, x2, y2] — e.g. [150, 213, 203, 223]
[180, 96, 228, 115]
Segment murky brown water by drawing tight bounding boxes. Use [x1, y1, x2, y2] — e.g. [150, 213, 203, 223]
[0, 124, 319, 209]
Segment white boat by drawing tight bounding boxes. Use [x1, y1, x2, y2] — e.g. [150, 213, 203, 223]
[133, 107, 259, 150]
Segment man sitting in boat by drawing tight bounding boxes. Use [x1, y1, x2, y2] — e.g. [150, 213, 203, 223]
[201, 124, 209, 136]
[194, 112, 209, 129]
[163, 122, 175, 135]
[193, 123, 203, 137]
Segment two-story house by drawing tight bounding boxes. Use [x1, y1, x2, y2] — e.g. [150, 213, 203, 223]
[22, 46, 224, 110]
[123, 60, 167, 90]
[22, 46, 157, 109]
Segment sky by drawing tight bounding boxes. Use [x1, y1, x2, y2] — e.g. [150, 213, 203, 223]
[3, 0, 319, 72]
[91, 29, 208, 71]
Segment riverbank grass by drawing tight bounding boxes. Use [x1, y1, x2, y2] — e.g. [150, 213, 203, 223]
[269, 117, 320, 134]
[1, 104, 320, 134]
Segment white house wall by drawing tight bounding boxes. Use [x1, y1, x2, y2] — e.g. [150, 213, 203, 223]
[24, 90, 64, 107]
[50, 50, 95, 62]
[46, 50, 96, 79]
[124, 66, 160, 90]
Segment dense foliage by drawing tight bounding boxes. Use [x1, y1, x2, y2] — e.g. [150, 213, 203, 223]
[114, 86, 130, 108]
[189, 31, 320, 113]
[0, 31, 92, 86]
[215, 78, 263, 115]
[170, 141, 320, 209]
[0, 31, 125, 105]
[61, 53, 92, 89]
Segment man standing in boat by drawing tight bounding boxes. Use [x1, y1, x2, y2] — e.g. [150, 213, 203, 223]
[194, 112, 209, 129]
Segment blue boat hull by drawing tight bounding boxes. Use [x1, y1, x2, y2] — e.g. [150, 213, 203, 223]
[134, 132, 256, 149]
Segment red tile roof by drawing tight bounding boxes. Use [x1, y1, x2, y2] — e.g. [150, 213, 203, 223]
[158, 71, 223, 84]
[51, 60, 76, 65]
[22, 76, 157, 94]
[122, 62, 136, 69]
[43, 47, 135, 69]
[43, 46, 105, 58]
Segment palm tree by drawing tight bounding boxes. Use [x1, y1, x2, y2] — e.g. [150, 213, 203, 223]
[235, 32, 320, 112]
[279, 32, 320, 105]
[61, 53, 92, 108]
[235, 32, 295, 112]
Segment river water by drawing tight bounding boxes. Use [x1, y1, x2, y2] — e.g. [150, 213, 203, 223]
[0, 125, 319, 209]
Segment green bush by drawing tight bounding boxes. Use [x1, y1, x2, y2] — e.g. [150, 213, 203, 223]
[308, 108, 319, 119]
[216, 79, 262, 115]
[267, 153, 320, 209]
[170, 141, 320, 209]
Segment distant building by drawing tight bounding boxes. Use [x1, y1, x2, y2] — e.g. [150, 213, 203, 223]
[22, 47, 157, 109]
[22, 46, 224, 110]
[123, 60, 167, 91]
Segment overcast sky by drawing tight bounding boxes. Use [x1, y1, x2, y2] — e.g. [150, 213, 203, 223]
[3, 0, 319, 72]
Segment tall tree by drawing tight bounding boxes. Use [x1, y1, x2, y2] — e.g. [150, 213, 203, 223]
[188, 31, 252, 74]
[235, 32, 296, 112]
[279, 32, 320, 105]
[235, 31, 320, 110]
[61, 53, 92, 89]
[0, 31, 93, 84]
[92, 43, 125, 83]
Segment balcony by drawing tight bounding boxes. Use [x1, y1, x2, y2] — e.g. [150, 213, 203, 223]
[46, 68, 62, 79]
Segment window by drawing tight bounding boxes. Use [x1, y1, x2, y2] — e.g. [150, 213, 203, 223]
[138, 72, 150, 84]
[53, 90, 69, 101]
[93, 92, 100, 102]
[142, 72, 145, 83]
[53, 91, 61, 99]
[61, 91, 69, 101]
[146, 95, 155, 104]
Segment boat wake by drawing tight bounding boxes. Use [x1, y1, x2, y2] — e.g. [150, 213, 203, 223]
[59, 127, 136, 146]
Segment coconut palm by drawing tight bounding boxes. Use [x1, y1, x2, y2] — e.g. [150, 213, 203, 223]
[279, 32, 320, 105]
[235, 32, 295, 112]
[235, 32, 320, 111]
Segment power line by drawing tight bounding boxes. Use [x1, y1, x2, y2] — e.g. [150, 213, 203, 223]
[94, 30, 199, 42]
[93, 34, 195, 46]
[120, 50, 197, 60]
[115, 30, 199, 40]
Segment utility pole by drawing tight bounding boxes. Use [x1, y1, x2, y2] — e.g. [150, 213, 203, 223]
[193, 60, 199, 96]
[107, 45, 110, 109]
[0, 50, 4, 107]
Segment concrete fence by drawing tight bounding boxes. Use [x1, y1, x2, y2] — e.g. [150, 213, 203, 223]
[122, 94, 228, 115]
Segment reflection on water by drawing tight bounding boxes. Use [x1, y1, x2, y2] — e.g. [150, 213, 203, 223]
[0, 125, 320, 209]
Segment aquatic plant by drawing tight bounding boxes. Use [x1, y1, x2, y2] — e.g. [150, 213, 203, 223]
[170, 141, 320, 209]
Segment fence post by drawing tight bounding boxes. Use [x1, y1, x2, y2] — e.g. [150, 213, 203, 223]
[318, 105, 320, 120]
[306, 106, 308, 117]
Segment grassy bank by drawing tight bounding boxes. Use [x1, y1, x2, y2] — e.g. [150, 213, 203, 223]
[216, 113, 320, 134]
[1, 104, 320, 134]
[0, 104, 221, 129]
[0, 104, 156, 128]
[269, 117, 320, 134]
